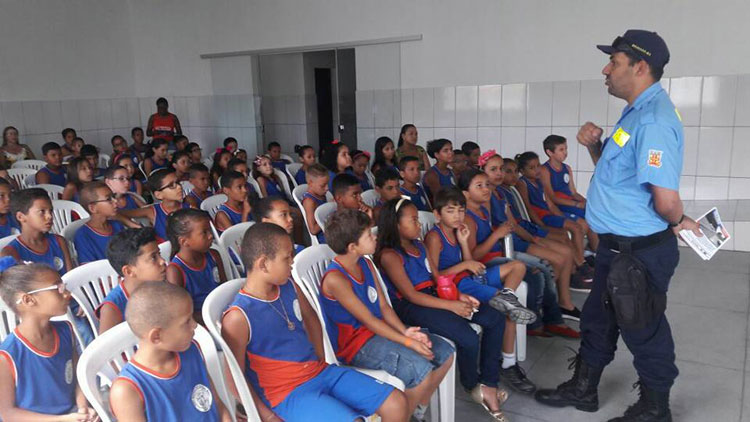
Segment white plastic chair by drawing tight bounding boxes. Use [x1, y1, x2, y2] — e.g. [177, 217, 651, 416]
[77, 322, 236, 422]
[365, 169, 376, 189]
[314, 202, 338, 233]
[60, 217, 90, 266]
[418, 210, 436, 240]
[218, 221, 254, 276]
[285, 163, 302, 187]
[202, 278, 263, 422]
[293, 184, 318, 246]
[272, 169, 293, 200]
[98, 154, 110, 169]
[8, 168, 37, 189]
[158, 241, 171, 262]
[62, 259, 121, 337]
[280, 153, 294, 163]
[361, 189, 381, 208]
[36, 183, 65, 200]
[200, 194, 228, 219]
[181, 180, 195, 196]
[247, 176, 263, 199]
[24, 173, 37, 187]
[51, 199, 90, 235]
[11, 159, 47, 171]
[292, 245, 457, 422]
[50, 199, 89, 234]
[507, 186, 532, 222]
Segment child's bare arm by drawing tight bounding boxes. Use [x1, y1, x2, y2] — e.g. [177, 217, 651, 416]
[97, 304, 122, 335]
[424, 230, 477, 275]
[302, 198, 322, 234]
[214, 211, 233, 233]
[165, 264, 185, 287]
[515, 181, 547, 227]
[35, 170, 50, 185]
[422, 171, 440, 201]
[110, 378, 147, 422]
[0, 246, 20, 261]
[61, 184, 77, 201]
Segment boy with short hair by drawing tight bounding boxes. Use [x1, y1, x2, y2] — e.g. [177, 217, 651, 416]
[131, 127, 147, 159]
[74, 181, 125, 264]
[35, 142, 67, 187]
[2, 188, 73, 275]
[320, 209, 454, 416]
[540, 135, 593, 225]
[255, 196, 304, 254]
[214, 171, 252, 233]
[0, 178, 18, 237]
[109, 282, 231, 421]
[80, 144, 104, 178]
[119, 168, 189, 242]
[451, 149, 469, 174]
[331, 173, 372, 218]
[461, 141, 481, 169]
[221, 222, 408, 422]
[373, 168, 402, 222]
[267, 141, 288, 171]
[61, 128, 77, 157]
[398, 156, 431, 211]
[70, 137, 84, 159]
[97, 227, 167, 334]
[301, 163, 330, 244]
[185, 163, 212, 209]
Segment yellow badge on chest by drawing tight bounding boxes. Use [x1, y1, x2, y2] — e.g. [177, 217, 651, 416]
[612, 127, 631, 148]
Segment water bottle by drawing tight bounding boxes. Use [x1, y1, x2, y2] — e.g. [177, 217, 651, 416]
[436, 274, 459, 301]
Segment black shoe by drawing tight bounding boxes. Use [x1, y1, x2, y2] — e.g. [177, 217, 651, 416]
[584, 254, 596, 268]
[570, 272, 593, 293]
[576, 264, 594, 282]
[608, 381, 672, 422]
[561, 306, 581, 322]
[499, 363, 537, 394]
[534, 351, 603, 412]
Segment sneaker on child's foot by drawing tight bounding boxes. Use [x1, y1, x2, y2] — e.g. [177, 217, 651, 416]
[570, 273, 593, 293]
[561, 306, 582, 322]
[489, 288, 537, 325]
[500, 363, 537, 394]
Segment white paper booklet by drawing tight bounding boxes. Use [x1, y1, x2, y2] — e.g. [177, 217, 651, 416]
[680, 207, 730, 260]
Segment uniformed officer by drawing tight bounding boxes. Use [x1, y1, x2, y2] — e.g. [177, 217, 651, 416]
[534, 30, 701, 422]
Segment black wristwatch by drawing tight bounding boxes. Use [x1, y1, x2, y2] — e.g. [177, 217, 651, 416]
[668, 214, 685, 228]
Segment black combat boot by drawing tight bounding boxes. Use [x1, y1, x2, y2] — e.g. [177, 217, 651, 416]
[608, 381, 672, 422]
[534, 352, 603, 412]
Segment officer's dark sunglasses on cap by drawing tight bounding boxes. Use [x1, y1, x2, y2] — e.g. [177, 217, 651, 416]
[608, 36, 647, 59]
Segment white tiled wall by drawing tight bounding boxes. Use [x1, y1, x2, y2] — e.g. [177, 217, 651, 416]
[0, 94, 260, 159]
[356, 75, 750, 250]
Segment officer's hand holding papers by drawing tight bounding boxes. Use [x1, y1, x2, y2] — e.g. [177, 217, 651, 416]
[678, 207, 729, 260]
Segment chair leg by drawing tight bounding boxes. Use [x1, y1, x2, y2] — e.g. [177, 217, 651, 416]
[516, 281, 527, 362]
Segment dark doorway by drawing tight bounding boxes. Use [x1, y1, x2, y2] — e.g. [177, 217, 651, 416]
[315, 68, 334, 152]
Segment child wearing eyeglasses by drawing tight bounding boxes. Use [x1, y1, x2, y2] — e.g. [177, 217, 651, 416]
[74, 181, 126, 265]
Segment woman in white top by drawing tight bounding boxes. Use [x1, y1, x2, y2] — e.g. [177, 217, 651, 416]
[1, 126, 35, 167]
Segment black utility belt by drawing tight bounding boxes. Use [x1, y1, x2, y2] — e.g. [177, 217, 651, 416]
[599, 228, 674, 254]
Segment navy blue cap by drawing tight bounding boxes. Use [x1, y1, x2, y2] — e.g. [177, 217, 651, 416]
[597, 29, 670, 68]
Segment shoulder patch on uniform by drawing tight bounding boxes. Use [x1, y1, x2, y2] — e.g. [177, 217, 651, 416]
[647, 150, 663, 168]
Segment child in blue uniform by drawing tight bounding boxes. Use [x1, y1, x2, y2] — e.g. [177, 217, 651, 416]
[267, 141, 289, 172]
[185, 163, 213, 209]
[255, 196, 305, 255]
[293, 144, 316, 186]
[2, 188, 73, 276]
[74, 182, 126, 264]
[221, 223, 407, 422]
[373, 168, 402, 222]
[320, 141, 353, 192]
[319, 209, 454, 417]
[332, 173, 373, 218]
[35, 142, 67, 187]
[253, 155, 288, 200]
[541, 135, 588, 219]
[301, 164, 330, 244]
[98, 228, 167, 335]
[423, 138, 456, 201]
[215, 170, 252, 234]
[350, 150, 373, 191]
[119, 168, 189, 243]
[398, 156, 431, 211]
[375, 198, 512, 420]
[0, 179, 19, 238]
[0, 260, 96, 421]
[62, 157, 94, 202]
[113, 153, 144, 197]
[109, 282, 231, 421]
[105, 165, 146, 211]
[142, 138, 169, 176]
[166, 209, 227, 323]
[370, 136, 399, 175]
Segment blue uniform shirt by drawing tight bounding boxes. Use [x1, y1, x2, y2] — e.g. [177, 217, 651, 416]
[587, 82, 683, 237]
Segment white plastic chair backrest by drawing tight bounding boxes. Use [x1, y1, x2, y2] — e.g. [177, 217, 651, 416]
[508, 186, 532, 221]
[11, 159, 46, 170]
[51, 200, 90, 235]
[286, 163, 302, 187]
[158, 241, 171, 262]
[314, 202, 338, 233]
[98, 154, 110, 169]
[60, 217, 90, 266]
[7, 168, 36, 189]
[0, 234, 19, 251]
[418, 210, 436, 240]
[24, 173, 36, 187]
[218, 221, 255, 275]
[200, 194, 228, 219]
[181, 180, 195, 196]
[247, 176, 263, 199]
[36, 183, 65, 200]
[360, 189, 380, 208]
[62, 259, 121, 336]
[201, 278, 262, 422]
[211, 241, 240, 280]
[272, 169, 293, 200]
[293, 184, 318, 246]
[365, 169, 376, 189]
[77, 322, 236, 422]
[137, 161, 146, 179]
[280, 153, 294, 163]
[0, 297, 83, 349]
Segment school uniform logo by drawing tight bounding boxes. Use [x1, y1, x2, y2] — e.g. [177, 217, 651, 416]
[293, 299, 303, 321]
[65, 359, 73, 384]
[367, 286, 378, 303]
[563, 173, 570, 183]
[425, 258, 431, 274]
[191, 384, 213, 412]
[212, 267, 220, 284]
[648, 150, 663, 168]
[53, 257, 64, 271]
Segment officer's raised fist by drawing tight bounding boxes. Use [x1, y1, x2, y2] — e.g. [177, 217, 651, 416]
[577, 122, 603, 147]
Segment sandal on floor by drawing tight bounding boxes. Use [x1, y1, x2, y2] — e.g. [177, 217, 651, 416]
[497, 387, 509, 406]
[470, 384, 509, 422]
